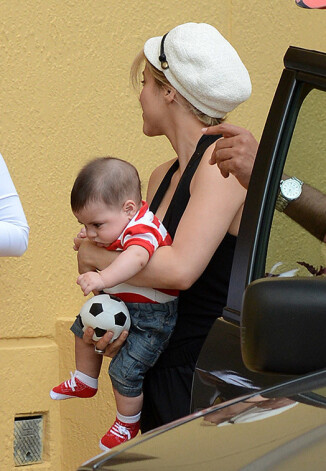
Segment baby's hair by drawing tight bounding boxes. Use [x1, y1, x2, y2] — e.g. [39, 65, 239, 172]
[71, 157, 142, 212]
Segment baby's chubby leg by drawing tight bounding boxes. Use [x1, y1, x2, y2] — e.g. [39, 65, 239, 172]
[50, 334, 101, 400]
[75, 334, 103, 378]
[113, 388, 143, 416]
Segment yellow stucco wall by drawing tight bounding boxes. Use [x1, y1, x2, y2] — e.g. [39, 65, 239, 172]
[0, 1, 325, 470]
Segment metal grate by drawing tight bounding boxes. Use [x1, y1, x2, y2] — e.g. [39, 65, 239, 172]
[14, 415, 43, 466]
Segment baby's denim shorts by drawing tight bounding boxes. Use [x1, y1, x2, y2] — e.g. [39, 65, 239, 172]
[70, 298, 178, 397]
[70, 313, 88, 338]
[109, 298, 178, 397]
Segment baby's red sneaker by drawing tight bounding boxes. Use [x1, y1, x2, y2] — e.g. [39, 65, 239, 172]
[99, 418, 140, 451]
[50, 371, 97, 400]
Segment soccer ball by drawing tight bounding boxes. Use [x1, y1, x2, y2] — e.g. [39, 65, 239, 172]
[79, 293, 131, 342]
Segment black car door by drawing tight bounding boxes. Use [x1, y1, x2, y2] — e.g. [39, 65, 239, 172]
[192, 46, 326, 412]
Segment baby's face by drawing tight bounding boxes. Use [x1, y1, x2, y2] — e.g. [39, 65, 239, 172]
[74, 201, 130, 247]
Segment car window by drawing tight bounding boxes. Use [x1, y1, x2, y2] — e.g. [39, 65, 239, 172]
[265, 87, 326, 278]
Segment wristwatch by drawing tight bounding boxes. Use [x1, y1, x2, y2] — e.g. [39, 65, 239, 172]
[275, 176, 303, 212]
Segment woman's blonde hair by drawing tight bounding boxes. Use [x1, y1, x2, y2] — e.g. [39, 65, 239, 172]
[130, 51, 225, 127]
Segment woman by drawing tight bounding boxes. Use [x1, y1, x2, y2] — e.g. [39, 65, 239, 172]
[77, 22, 251, 432]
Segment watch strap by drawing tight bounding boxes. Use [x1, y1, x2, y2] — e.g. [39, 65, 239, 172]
[275, 193, 289, 212]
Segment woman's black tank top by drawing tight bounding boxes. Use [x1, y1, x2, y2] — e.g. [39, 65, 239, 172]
[150, 135, 237, 367]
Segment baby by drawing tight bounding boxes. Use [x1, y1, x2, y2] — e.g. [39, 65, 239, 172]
[50, 157, 178, 450]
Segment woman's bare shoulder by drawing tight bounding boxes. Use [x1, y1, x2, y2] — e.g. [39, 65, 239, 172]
[146, 158, 177, 204]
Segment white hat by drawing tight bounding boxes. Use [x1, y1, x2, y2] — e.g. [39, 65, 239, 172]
[144, 22, 252, 118]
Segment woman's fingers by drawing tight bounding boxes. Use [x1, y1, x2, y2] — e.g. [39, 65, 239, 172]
[94, 330, 129, 358]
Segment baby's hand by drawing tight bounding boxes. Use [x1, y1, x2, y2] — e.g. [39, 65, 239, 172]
[73, 237, 84, 251]
[73, 227, 87, 251]
[77, 272, 105, 296]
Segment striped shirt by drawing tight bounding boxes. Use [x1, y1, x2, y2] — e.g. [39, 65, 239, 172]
[103, 201, 178, 303]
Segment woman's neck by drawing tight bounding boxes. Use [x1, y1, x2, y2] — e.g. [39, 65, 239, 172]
[166, 120, 204, 172]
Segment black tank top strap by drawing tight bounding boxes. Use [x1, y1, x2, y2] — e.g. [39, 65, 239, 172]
[150, 160, 179, 215]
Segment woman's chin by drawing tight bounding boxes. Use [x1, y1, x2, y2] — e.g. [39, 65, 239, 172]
[143, 126, 160, 137]
[142, 126, 151, 136]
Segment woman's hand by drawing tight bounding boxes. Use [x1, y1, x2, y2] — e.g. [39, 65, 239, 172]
[83, 326, 129, 358]
[202, 123, 259, 190]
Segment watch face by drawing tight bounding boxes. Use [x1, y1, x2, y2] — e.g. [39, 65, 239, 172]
[281, 179, 302, 200]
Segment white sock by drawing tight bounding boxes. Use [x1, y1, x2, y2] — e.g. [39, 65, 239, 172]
[117, 410, 141, 424]
[74, 370, 98, 389]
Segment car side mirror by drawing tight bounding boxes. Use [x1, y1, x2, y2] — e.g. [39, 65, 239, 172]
[241, 277, 326, 375]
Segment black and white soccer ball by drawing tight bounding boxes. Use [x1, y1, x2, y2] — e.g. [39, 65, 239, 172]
[79, 293, 131, 342]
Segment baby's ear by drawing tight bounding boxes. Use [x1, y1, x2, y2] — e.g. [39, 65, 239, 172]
[123, 200, 138, 218]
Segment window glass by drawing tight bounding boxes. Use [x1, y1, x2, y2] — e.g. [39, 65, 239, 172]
[265, 88, 326, 278]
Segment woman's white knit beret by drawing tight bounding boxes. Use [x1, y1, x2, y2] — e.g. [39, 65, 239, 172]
[144, 22, 252, 118]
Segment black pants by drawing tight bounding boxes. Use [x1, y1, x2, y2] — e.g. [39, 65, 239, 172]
[140, 361, 196, 433]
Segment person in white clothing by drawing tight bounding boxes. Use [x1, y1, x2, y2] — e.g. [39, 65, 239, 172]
[50, 156, 178, 451]
[0, 153, 29, 257]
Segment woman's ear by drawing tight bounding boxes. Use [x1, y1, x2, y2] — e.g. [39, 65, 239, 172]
[164, 86, 176, 103]
[123, 200, 138, 219]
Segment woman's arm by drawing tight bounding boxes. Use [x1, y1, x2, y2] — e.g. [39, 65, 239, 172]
[76, 239, 118, 274]
[283, 181, 326, 242]
[131, 147, 246, 290]
[0, 154, 29, 256]
[77, 145, 246, 290]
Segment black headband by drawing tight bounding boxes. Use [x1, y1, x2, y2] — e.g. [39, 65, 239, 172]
[158, 32, 169, 70]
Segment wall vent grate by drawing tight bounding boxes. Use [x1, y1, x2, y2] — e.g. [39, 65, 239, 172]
[14, 415, 43, 466]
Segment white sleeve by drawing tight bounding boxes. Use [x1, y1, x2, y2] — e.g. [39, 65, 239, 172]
[0, 154, 30, 256]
